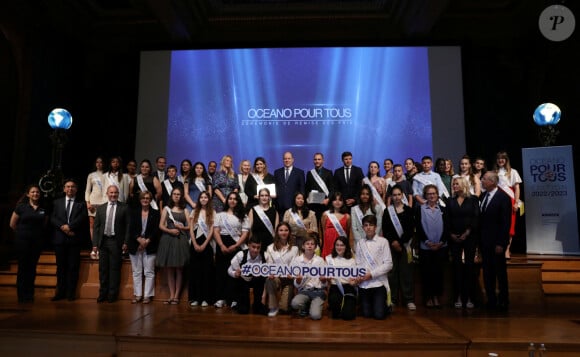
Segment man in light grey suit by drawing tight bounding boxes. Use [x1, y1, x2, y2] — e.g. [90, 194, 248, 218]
[92, 185, 130, 303]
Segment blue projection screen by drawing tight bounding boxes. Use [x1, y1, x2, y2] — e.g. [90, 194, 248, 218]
[136, 46, 465, 170]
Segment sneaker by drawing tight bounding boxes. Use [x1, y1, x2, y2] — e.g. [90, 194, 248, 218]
[407, 302, 417, 311]
[190, 301, 199, 307]
[230, 301, 238, 309]
[466, 301, 474, 309]
[268, 308, 279, 317]
[90, 251, 98, 260]
[214, 300, 226, 308]
[201, 301, 209, 307]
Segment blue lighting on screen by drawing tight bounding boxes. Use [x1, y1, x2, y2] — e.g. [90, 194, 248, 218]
[166, 47, 432, 169]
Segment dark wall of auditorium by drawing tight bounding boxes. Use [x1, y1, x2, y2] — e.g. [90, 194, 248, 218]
[1, 4, 579, 253]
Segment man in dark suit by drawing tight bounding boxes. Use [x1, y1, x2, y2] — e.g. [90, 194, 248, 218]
[274, 151, 305, 216]
[480, 171, 512, 311]
[153, 156, 167, 182]
[92, 185, 130, 303]
[305, 152, 335, 223]
[333, 151, 364, 210]
[50, 179, 89, 301]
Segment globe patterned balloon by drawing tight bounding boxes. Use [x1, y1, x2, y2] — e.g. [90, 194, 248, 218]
[48, 108, 73, 129]
[533, 103, 561, 126]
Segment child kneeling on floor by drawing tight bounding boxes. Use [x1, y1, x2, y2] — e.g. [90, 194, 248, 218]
[290, 233, 327, 320]
[228, 236, 267, 315]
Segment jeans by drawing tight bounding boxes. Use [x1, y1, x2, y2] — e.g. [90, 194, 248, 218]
[129, 251, 156, 298]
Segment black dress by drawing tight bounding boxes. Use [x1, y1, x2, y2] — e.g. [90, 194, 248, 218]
[250, 205, 277, 252]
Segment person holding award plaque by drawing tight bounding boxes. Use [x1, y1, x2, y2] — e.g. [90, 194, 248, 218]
[305, 152, 334, 224]
[245, 157, 276, 210]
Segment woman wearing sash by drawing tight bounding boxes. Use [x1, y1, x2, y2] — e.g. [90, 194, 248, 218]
[188, 191, 215, 307]
[128, 159, 162, 210]
[351, 184, 384, 249]
[264, 222, 299, 316]
[367, 161, 387, 203]
[448, 176, 479, 309]
[160, 165, 184, 210]
[156, 187, 191, 304]
[128, 191, 160, 304]
[85, 156, 107, 245]
[494, 151, 522, 259]
[415, 184, 448, 308]
[382, 184, 416, 310]
[237, 159, 251, 208]
[104, 156, 130, 203]
[213, 192, 250, 308]
[184, 162, 212, 211]
[245, 157, 276, 210]
[126, 159, 138, 183]
[179, 159, 192, 184]
[383, 158, 394, 182]
[326, 236, 357, 320]
[320, 192, 350, 259]
[283, 192, 318, 250]
[249, 188, 279, 253]
[212, 155, 240, 213]
[457, 155, 482, 197]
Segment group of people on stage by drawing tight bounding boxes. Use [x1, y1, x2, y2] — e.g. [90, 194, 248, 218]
[9, 149, 522, 318]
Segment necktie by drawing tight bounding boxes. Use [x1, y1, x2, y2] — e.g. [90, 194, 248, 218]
[105, 202, 116, 236]
[66, 199, 73, 224]
[481, 193, 489, 212]
[285, 168, 290, 182]
[346, 167, 350, 183]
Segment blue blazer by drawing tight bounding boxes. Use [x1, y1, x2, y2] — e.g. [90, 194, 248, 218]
[274, 166, 305, 213]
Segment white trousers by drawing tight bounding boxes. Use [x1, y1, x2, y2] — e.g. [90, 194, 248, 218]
[129, 251, 156, 298]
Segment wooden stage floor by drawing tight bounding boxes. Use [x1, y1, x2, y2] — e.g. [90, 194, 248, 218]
[1, 294, 580, 357]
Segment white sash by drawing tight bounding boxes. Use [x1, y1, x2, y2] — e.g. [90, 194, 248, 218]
[193, 178, 205, 193]
[413, 174, 447, 207]
[238, 174, 248, 204]
[387, 205, 404, 238]
[363, 177, 386, 210]
[254, 206, 275, 237]
[290, 211, 306, 229]
[326, 211, 347, 236]
[326, 256, 344, 295]
[499, 182, 515, 200]
[137, 174, 158, 210]
[163, 179, 173, 196]
[359, 238, 390, 293]
[197, 216, 209, 237]
[221, 214, 240, 242]
[412, 173, 432, 187]
[107, 173, 120, 188]
[353, 206, 364, 228]
[309, 169, 329, 196]
[164, 206, 178, 225]
[252, 173, 265, 186]
[94, 175, 103, 191]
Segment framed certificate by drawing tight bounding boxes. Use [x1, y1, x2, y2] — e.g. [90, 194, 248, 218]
[307, 191, 326, 204]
